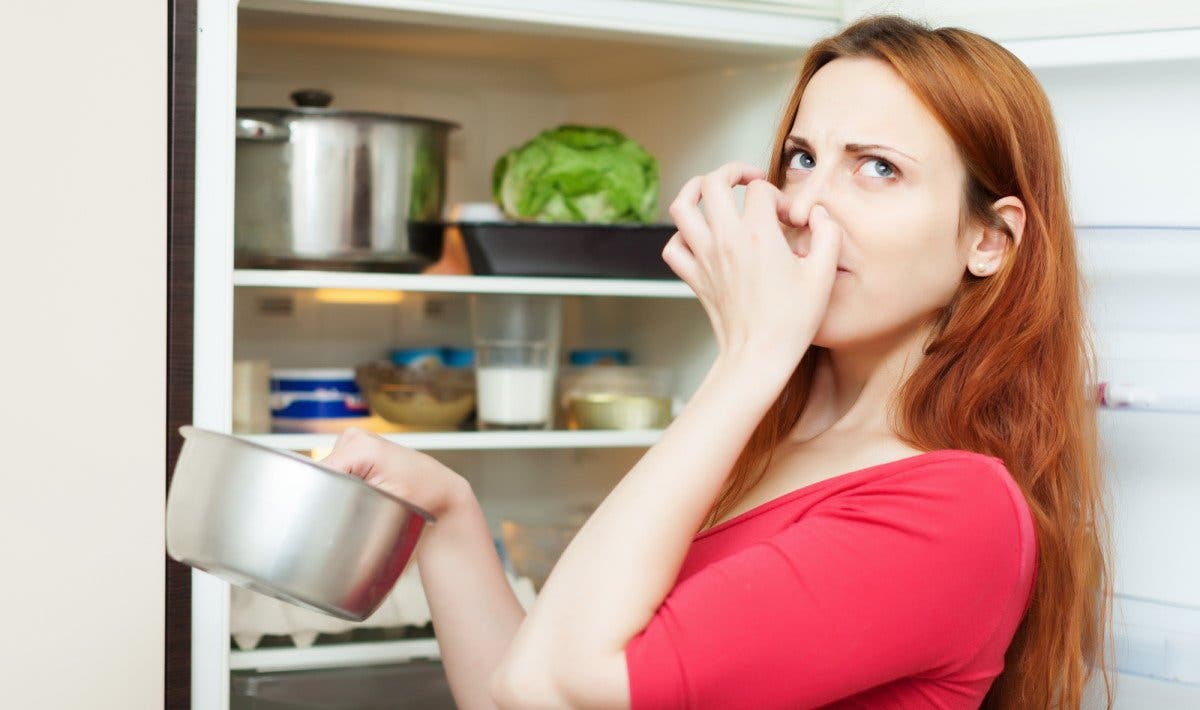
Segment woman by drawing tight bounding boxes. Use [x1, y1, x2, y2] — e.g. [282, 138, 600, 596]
[321, 14, 1115, 709]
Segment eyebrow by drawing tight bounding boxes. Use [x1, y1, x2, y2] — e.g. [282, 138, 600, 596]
[784, 135, 918, 164]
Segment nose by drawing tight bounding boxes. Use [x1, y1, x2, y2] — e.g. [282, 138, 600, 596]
[779, 167, 836, 236]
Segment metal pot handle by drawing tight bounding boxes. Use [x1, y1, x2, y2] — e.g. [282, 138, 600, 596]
[291, 89, 333, 108]
[235, 117, 289, 141]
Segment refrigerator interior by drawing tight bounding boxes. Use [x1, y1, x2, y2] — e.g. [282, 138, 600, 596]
[231, 5, 787, 595]
[226, 7, 1200, 706]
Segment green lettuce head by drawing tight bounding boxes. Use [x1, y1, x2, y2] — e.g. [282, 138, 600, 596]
[491, 124, 659, 224]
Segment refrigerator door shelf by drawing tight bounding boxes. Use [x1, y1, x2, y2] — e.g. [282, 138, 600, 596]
[1113, 594, 1200, 685]
[1098, 381, 1200, 414]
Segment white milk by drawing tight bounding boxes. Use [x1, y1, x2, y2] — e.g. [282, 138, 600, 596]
[476, 366, 557, 427]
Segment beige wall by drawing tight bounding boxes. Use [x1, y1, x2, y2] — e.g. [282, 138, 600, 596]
[0, 1, 166, 707]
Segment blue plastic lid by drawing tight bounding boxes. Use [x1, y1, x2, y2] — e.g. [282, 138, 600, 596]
[391, 347, 445, 368]
[569, 348, 630, 366]
[442, 347, 475, 368]
[270, 368, 360, 392]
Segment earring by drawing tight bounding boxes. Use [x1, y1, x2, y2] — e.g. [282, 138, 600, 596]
[974, 261, 987, 275]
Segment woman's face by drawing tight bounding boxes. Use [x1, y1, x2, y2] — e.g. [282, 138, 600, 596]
[779, 56, 972, 350]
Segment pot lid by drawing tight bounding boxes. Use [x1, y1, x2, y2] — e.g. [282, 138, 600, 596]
[237, 88, 461, 129]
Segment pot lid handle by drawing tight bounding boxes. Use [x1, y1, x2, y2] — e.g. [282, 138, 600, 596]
[290, 89, 333, 108]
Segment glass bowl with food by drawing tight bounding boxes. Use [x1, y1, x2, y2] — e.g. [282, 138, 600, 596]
[355, 360, 476, 430]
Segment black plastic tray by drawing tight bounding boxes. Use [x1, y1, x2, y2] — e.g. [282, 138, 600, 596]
[456, 221, 680, 279]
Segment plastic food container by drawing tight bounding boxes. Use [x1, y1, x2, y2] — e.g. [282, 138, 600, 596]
[499, 520, 579, 593]
[498, 506, 593, 593]
[567, 392, 673, 429]
[390, 346, 476, 370]
[356, 361, 476, 430]
[559, 364, 673, 430]
[441, 346, 475, 368]
[389, 347, 445, 370]
[568, 348, 630, 366]
[269, 368, 371, 433]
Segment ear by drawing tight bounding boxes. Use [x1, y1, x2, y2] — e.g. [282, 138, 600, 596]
[967, 196, 1025, 275]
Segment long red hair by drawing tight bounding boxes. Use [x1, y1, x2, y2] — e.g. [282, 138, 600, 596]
[700, 14, 1115, 709]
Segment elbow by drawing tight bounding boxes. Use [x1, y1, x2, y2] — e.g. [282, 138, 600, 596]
[488, 667, 520, 710]
[487, 670, 509, 709]
[489, 662, 569, 710]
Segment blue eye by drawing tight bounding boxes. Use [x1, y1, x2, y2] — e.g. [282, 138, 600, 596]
[858, 157, 896, 179]
[785, 149, 815, 171]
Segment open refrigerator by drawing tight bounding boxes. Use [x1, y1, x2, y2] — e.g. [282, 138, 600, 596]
[188, 1, 1200, 707]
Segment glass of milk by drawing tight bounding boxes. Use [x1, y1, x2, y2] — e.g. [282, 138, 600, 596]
[470, 295, 563, 430]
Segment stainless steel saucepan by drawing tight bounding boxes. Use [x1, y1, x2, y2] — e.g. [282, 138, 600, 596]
[166, 425, 435, 621]
[235, 88, 459, 271]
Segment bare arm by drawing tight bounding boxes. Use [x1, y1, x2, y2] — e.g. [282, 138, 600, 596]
[489, 163, 841, 708]
[317, 431, 526, 710]
[415, 479, 526, 710]
[489, 353, 793, 708]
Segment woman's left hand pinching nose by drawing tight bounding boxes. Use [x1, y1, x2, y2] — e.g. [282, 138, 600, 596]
[662, 161, 844, 367]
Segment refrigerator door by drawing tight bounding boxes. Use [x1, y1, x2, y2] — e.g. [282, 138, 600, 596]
[1077, 225, 1200, 692]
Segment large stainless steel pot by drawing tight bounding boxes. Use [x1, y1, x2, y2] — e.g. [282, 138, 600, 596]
[166, 425, 435, 621]
[235, 89, 459, 271]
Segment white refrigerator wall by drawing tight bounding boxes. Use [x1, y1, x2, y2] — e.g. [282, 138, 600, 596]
[1035, 59, 1200, 227]
[1037, 56, 1200, 694]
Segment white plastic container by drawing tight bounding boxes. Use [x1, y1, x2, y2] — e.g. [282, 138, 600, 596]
[269, 367, 372, 433]
[232, 359, 272, 433]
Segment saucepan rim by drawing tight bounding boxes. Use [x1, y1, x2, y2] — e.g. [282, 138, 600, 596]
[177, 425, 437, 524]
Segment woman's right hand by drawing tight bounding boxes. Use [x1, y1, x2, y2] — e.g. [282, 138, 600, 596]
[318, 427, 472, 521]
[321, 428, 522, 710]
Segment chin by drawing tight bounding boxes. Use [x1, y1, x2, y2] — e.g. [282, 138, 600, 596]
[808, 314, 850, 351]
[808, 307, 882, 351]
[813, 305, 938, 353]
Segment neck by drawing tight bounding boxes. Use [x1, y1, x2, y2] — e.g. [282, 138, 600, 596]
[786, 318, 936, 444]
